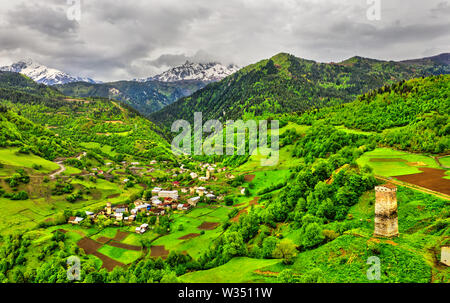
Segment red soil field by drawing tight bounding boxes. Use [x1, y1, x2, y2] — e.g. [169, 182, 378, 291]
[113, 230, 130, 242]
[394, 168, 450, 196]
[106, 193, 120, 199]
[231, 197, 260, 222]
[109, 241, 142, 251]
[96, 237, 111, 244]
[92, 251, 124, 271]
[370, 158, 407, 162]
[77, 238, 102, 254]
[198, 222, 220, 230]
[178, 233, 201, 240]
[150, 245, 170, 259]
[77, 237, 125, 271]
[244, 174, 256, 182]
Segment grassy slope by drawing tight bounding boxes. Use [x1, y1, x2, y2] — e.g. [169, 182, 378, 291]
[180, 257, 280, 283]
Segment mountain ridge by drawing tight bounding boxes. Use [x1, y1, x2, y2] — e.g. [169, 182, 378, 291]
[149, 52, 450, 129]
[141, 61, 240, 82]
[0, 59, 97, 86]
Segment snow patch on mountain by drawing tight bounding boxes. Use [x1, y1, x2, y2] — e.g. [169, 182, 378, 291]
[0, 59, 97, 85]
[140, 61, 240, 83]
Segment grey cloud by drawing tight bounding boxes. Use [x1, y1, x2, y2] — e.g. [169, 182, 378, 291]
[8, 2, 79, 39]
[0, 0, 448, 81]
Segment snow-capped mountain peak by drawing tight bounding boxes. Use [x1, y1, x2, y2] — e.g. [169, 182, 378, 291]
[0, 59, 97, 85]
[145, 61, 240, 82]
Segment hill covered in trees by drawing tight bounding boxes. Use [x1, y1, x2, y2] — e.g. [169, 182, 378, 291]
[296, 75, 449, 154]
[0, 73, 173, 162]
[149, 53, 450, 129]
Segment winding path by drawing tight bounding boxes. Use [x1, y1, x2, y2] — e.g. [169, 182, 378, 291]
[49, 152, 87, 180]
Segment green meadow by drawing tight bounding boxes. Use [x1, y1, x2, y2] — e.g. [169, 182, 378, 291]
[98, 245, 142, 264]
[0, 148, 59, 174]
[335, 125, 375, 136]
[79, 142, 118, 158]
[357, 148, 441, 177]
[180, 257, 280, 283]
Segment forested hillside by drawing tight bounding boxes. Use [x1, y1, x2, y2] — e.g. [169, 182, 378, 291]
[149, 53, 450, 129]
[0, 73, 173, 162]
[296, 75, 450, 153]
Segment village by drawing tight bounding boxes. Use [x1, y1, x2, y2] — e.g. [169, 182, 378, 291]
[67, 160, 235, 235]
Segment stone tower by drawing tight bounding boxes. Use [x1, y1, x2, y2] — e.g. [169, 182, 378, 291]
[374, 183, 399, 238]
[441, 247, 450, 266]
[106, 202, 112, 215]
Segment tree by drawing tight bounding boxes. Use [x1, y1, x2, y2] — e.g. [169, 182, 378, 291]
[272, 239, 297, 264]
[277, 269, 296, 283]
[301, 222, 325, 249]
[261, 236, 278, 259]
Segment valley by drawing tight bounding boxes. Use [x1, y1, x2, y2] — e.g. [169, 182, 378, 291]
[0, 54, 448, 284]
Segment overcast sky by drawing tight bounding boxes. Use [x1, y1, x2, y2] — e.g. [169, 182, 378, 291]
[0, 0, 448, 82]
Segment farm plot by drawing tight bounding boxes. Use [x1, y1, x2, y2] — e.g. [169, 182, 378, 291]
[151, 206, 231, 257]
[357, 148, 442, 177]
[98, 245, 142, 264]
[394, 168, 450, 196]
[149, 245, 170, 259]
[76, 228, 143, 269]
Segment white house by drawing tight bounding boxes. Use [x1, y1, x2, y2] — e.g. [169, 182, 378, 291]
[68, 217, 84, 224]
[158, 190, 179, 200]
[115, 213, 123, 221]
[187, 196, 201, 206]
[152, 187, 162, 195]
[196, 187, 206, 196]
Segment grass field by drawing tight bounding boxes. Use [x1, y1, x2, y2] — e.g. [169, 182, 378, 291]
[180, 257, 280, 283]
[151, 206, 231, 257]
[63, 166, 82, 175]
[0, 148, 59, 174]
[236, 145, 302, 172]
[80, 142, 118, 158]
[247, 169, 290, 195]
[336, 125, 375, 136]
[278, 122, 310, 136]
[97, 244, 142, 264]
[357, 148, 441, 177]
[440, 156, 450, 167]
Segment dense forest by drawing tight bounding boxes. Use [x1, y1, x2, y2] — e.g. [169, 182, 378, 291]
[296, 75, 450, 153]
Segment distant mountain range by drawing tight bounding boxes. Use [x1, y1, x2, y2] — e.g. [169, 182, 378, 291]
[0, 59, 97, 86]
[149, 52, 450, 129]
[1, 59, 239, 86]
[138, 61, 240, 82]
[0, 59, 240, 115]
